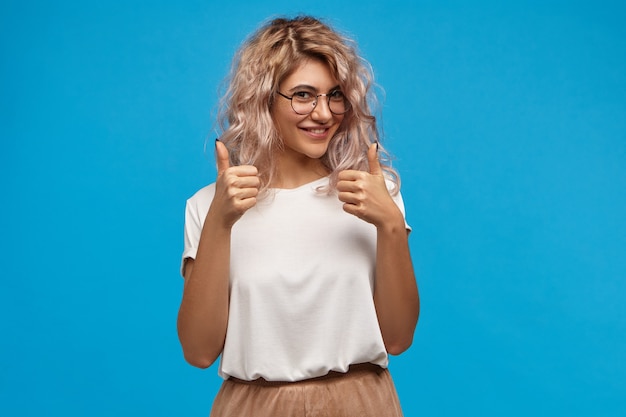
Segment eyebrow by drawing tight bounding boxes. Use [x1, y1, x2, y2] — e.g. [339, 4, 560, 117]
[287, 84, 342, 93]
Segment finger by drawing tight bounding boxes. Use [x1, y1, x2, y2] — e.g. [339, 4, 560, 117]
[235, 175, 261, 188]
[337, 169, 365, 182]
[234, 196, 258, 213]
[337, 191, 360, 205]
[367, 142, 382, 176]
[223, 177, 261, 193]
[226, 165, 259, 179]
[336, 180, 361, 193]
[341, 201, 364, 219]
[215, 139, 231, 175]
[229, 187, 260, 201]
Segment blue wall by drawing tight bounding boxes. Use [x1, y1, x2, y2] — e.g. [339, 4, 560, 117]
[2, 1, 625, 416]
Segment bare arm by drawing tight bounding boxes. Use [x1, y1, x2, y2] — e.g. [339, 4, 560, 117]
[337, 143, 420, 355]
[177, 217, 232, 368]
[177, 141, 259, 368]
[372, 216, 419, 354]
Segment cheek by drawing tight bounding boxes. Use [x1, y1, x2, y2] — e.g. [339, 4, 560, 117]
[334, 115, 347, 131]
[272, 113, 303, 140]
[273, 103, 298, 124]
[271, 109, 287, 135]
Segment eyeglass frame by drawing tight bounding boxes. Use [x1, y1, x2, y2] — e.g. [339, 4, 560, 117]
[276, 90, 351, 115]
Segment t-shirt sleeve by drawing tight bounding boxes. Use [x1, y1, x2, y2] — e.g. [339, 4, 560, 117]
[393, 191, 412, 232]
[180, 184, 216, 277]
[181, 197, 202, 277]
[386, 180, 411, 232]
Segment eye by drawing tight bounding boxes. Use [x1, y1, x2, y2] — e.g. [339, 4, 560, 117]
[292, 91, 314, 101]
[329, 90, 345, 101]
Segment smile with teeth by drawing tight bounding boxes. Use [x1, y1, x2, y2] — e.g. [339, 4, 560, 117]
[303, 128, 328, 134]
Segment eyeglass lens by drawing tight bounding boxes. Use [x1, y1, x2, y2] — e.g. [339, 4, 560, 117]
[291, 93, 349, 115]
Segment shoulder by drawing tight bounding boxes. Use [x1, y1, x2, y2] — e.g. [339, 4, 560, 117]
[188, 183, 216, 201]
[383, 176, 408, 215]
[384, 177, 396, 192]
[186, 183, 216, 212]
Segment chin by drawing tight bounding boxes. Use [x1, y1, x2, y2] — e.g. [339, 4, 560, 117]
[306, 146, 330, 160]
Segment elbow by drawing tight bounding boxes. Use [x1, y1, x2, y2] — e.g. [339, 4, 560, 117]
[384, 313, 419, 356]
[177, 319, 224, 369]
[182, 350, 218, 369]
[178, 334, 221, 369]
[384, 291, 420, 356]
[386, 335, 414, 356]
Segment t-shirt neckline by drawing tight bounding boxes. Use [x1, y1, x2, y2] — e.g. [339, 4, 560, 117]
[271, 176, 329, 193]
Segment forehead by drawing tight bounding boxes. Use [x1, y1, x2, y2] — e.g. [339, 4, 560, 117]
[280, 59, 339, 90]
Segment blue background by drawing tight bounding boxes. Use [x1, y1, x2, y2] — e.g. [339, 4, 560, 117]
[2, 1, 625, 416]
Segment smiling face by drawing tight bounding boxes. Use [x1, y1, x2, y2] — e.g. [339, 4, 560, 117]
[272, 58, 346, 171]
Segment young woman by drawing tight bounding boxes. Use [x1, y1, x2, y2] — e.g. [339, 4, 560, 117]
[177, 15, 419, 416]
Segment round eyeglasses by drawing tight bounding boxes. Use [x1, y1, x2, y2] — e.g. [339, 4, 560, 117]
[277, 90, 351, 115]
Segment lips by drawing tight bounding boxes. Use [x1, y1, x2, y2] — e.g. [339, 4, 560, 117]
[301, 126, 330, 134]
[300, 127, 331, 141]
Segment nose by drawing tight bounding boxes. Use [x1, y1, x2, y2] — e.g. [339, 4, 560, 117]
[310, 95, 332, 122]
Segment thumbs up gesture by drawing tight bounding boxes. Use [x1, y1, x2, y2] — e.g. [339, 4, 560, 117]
[337, 143, 403, 228]
[210, 140, 260, 228]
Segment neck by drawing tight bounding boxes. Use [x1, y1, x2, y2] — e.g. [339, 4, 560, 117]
[272, 152, 329, 189]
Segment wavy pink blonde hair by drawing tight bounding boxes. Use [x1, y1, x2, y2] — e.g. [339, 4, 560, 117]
[216, 15, 399, 195]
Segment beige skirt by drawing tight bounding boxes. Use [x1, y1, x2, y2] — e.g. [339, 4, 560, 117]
[209, 363, 404, 417]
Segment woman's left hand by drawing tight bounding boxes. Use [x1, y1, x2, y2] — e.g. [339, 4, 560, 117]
[337, 143, 404, 229]
[339, 143, 419, 354]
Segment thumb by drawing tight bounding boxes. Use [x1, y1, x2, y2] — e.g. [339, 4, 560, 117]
[367, 142, 382, 176]
[215, 139, 231, 174]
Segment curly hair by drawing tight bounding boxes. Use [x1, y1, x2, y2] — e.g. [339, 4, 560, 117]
[216, 15, 399, 196]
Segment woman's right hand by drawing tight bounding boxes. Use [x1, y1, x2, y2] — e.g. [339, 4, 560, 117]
[178, 139, 254, 368]
[210, 140, 260, 228]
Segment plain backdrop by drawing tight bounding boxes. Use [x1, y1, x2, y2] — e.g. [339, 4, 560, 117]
[1, 1, 625, 416]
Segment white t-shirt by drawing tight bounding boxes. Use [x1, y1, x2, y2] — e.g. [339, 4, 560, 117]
[182, 176, 410, 382]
